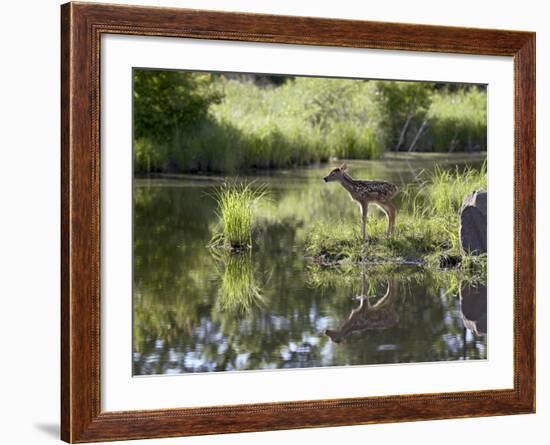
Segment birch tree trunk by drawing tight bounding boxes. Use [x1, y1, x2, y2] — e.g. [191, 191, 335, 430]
[408, 118, 428, 152]
[395, 100, 415, 151]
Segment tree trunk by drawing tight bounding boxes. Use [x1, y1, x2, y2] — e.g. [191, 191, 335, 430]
[395, 100, 415, 151]
[408, 118, 428, 152]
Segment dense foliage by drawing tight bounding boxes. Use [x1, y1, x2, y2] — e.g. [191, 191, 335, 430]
[133, 70, 487, 174]
[133, 70, 222, 172]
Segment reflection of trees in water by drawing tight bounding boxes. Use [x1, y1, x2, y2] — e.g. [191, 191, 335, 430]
[133, 185, 219, 374]
[133, 176, 487, 375]
[133, 184, 333, 374]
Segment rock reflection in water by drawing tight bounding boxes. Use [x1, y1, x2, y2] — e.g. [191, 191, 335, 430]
[459, 282, 487, 336]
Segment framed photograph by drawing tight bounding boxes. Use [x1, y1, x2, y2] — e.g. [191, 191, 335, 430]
[61, 2, 535, 442]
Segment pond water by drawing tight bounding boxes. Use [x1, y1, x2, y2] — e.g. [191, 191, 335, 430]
[133, 154, 487, 375]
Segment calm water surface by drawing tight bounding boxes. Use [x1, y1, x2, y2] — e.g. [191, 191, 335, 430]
[133, 154, 487, 375]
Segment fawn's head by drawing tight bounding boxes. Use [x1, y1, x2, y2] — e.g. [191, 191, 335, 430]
[323, 163, 348, 183]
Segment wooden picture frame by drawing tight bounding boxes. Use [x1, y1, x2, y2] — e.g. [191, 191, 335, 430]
[61, 2, 535, 442]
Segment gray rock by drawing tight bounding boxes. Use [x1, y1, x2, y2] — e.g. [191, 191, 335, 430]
[459, 190, 487, 254]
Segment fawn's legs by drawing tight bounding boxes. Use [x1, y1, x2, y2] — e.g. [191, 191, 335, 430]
[378, 201, 397, 235]
[360, 202, 369, 243]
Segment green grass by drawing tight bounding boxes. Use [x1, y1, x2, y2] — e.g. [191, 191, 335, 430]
[210, 181, 267, 250]
[425, 162, 487, 216]
[429, 87, 487, 152]
[205, 77, 382, 171]
[305, 163, 487, 280]
[306, 213, 449, 265]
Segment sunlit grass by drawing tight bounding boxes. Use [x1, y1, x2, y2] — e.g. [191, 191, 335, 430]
[210, 180, 267, 250]
[211, 78, 381, 168]
[426, 162, 487, 216]
[306, 213, 449, 265]
[429, 87, 487, 151]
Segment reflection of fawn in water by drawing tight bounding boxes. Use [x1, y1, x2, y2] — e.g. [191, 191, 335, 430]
[325, 274, 399, 344]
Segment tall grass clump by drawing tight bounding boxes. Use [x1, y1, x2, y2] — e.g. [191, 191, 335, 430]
[422, 162, 487, 217]
[403, 162, 487, 263]
[211, 181, 267, 251]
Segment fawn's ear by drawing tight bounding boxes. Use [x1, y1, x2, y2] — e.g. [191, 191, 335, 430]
[340, 163, 348, 171]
